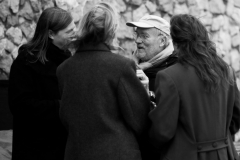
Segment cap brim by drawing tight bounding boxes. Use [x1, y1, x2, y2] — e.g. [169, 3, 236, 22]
[126, 22, 154, 28]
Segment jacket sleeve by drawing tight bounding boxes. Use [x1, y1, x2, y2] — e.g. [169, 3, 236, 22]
[117, 60, 151, 137]
[8, 57, 59, 118]
[148, 71, 180, 148]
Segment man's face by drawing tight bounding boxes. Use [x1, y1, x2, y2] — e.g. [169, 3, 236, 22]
[135, 27, 163, 61]
[51, 21, 76, 49]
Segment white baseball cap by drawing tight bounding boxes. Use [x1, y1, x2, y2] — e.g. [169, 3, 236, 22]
[126, 15, 170, 36]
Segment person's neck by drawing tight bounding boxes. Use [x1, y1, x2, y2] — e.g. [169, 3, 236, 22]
[52, 42, 64, 51]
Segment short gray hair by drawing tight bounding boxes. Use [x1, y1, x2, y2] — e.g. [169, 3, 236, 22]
[156, 28, 170, 46]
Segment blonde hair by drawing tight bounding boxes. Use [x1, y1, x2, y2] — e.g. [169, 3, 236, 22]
[75, 2, 118, 47]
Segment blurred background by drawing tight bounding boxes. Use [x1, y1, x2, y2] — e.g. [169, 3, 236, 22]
[0, 0, 240, 159]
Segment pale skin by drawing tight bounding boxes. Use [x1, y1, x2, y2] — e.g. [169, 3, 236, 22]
[134, 27, 167, 69]
[133, 27, 167, 93]
[49, 21, 76, 50]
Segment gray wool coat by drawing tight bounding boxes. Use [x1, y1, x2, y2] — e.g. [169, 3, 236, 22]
[57, 43, 152, 160]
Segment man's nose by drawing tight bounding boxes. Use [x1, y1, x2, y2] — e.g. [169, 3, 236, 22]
[135, 36, 142, 43]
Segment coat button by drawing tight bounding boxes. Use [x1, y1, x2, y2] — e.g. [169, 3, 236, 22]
[212, 142, 217, 148]
[197, 145, 202, 150]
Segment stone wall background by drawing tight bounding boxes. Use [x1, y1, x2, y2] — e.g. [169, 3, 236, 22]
[0, 1, 240, 159]
[0, 0, 240, 82]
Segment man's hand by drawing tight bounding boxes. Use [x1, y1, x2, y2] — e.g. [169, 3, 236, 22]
[136, 69, 149, 93]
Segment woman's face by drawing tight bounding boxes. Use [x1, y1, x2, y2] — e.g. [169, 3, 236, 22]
[50, 21, 76, 49]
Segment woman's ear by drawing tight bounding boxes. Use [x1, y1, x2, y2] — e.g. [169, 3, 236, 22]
[48, 30, 54, 40]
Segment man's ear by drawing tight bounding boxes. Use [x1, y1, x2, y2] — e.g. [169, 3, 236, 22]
[48, 30, 54, 40]
[159, 36, 166, 47]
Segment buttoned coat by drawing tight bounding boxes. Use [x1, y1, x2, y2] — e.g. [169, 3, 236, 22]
[8, 43, 69, 160]
[57, 43, 151, 160]
[149, 63, 240, 160]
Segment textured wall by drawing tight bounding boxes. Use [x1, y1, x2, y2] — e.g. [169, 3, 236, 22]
[0, 0, 240, 83]
[0, 1, 240, 159]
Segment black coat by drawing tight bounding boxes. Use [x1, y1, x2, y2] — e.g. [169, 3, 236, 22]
[143, 52, 178, 91]
[149, 63, 240, 160]
[57, 43, 152, 160]
[8, 43, 70, 160]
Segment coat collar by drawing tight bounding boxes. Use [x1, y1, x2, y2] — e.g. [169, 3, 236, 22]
[144, 52, 178, 77]
[46, 43, 71, 66]
[24, 43, 71, 76]
[76, 43, 111, 53]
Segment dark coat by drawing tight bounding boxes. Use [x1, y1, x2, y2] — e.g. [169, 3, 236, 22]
[57, 43, 151, 160]
[143, 52, 177, 91]
[8, 43, 70, 160]
[149, 63, 240, 160]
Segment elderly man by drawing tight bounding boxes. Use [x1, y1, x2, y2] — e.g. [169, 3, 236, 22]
[126, 15, 177, 91]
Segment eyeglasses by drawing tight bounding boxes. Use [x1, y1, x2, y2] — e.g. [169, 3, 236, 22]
[133, 31, 166, 42]
[133, 32, 149, 42]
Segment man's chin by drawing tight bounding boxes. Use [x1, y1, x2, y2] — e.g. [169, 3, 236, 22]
[136, 50, 147, 59]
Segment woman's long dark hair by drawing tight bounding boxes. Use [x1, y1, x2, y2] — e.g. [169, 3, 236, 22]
[170, 14, 233, 92]
[22, 7, 73, 64]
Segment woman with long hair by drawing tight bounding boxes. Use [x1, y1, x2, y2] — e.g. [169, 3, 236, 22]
[8, 7, 76, 160]
[57, 2, 151, 160]
[149, 14, 240, 160]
